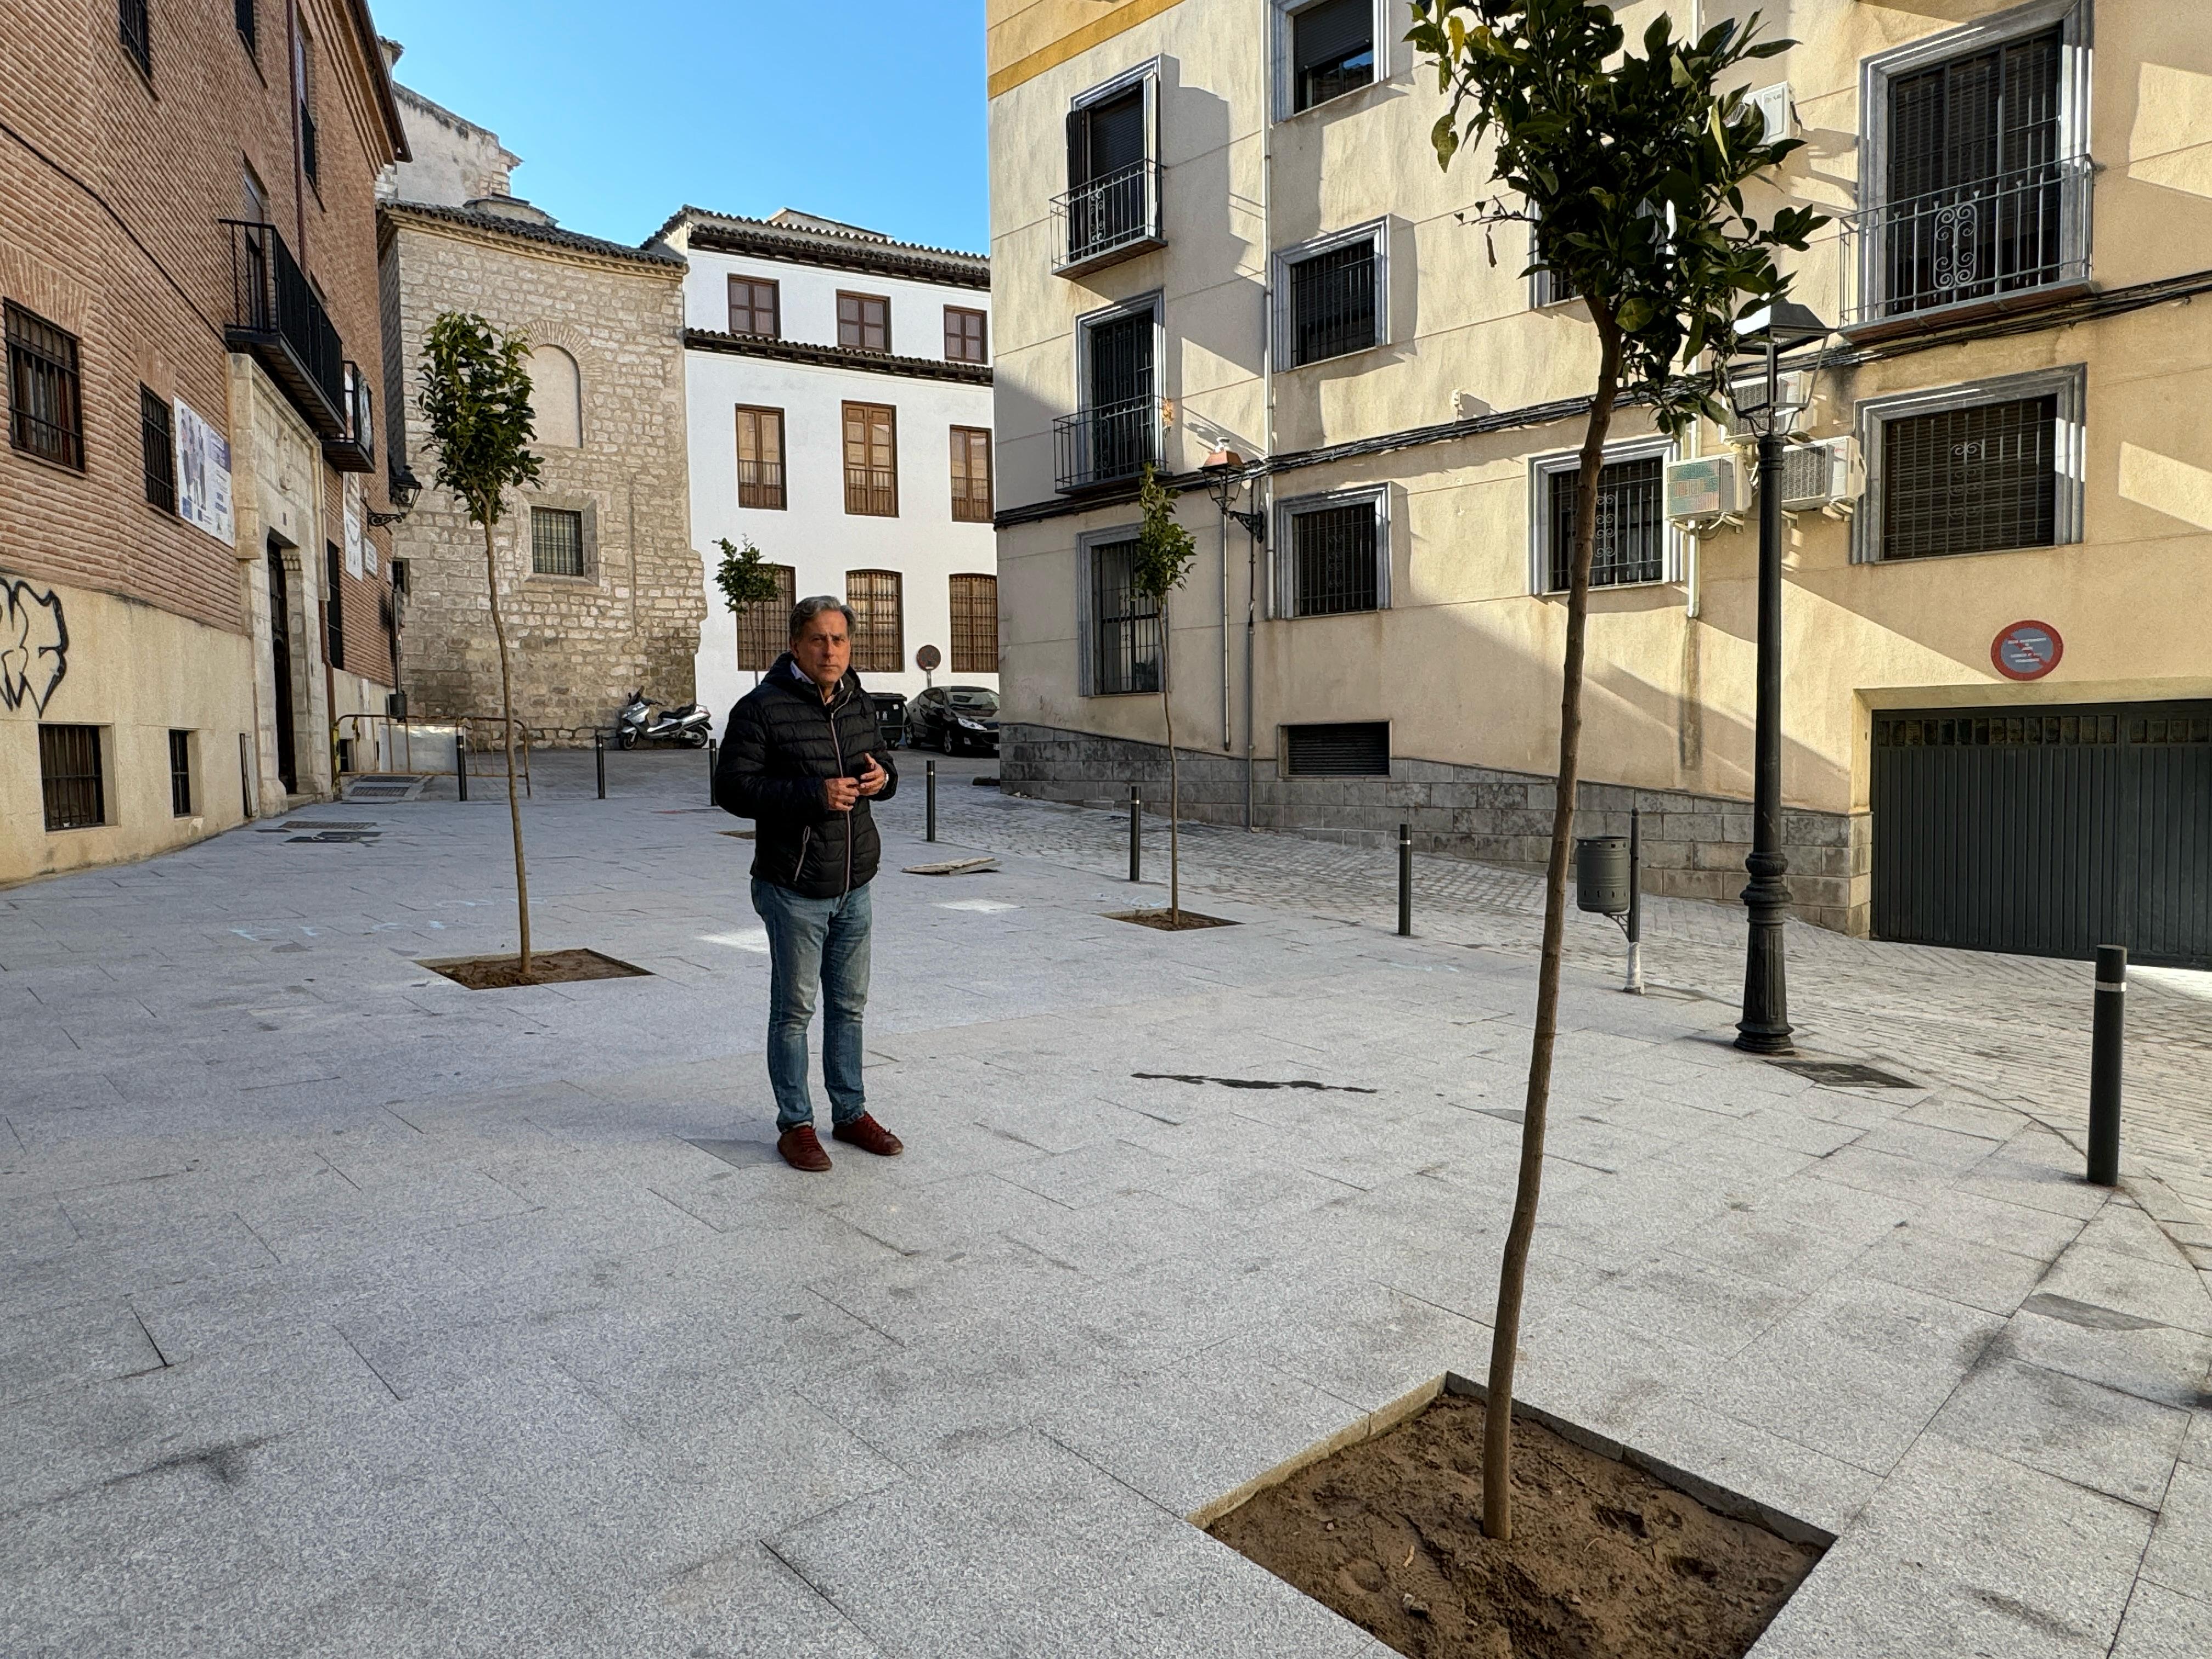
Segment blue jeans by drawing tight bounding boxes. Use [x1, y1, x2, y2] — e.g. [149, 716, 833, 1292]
[751, 877, 872, 1132]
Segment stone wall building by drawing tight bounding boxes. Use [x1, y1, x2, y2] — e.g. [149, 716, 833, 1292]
[377, 63, 702, 743]
[1, 0, 409, 885]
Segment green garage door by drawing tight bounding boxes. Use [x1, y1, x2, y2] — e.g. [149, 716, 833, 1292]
[1872, 701, 2212, 968]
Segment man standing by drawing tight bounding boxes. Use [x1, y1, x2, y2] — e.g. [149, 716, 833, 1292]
[715, 596, 903, 1172]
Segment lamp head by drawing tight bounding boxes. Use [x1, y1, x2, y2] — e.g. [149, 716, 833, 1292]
[389, 463, 423, 512]
[1199, 447, 1248, 512]
[1733, 297, 1829, 351]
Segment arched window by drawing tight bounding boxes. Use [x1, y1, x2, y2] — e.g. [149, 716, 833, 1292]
[527, 345, 582, 448]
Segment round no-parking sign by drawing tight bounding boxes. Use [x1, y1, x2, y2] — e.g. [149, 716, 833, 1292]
[1992, 620, 2063, 681]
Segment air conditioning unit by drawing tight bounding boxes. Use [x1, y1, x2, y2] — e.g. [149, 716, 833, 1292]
[1666, 454, 1744, 528]
[1778, 436, 1866, 514]
[1725, 370, 1811, 438]
[1748, 82, 1795, 143]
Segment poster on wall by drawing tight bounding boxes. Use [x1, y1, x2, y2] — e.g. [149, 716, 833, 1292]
[344, 484, 365, 580]
[173, 399, 234, 546]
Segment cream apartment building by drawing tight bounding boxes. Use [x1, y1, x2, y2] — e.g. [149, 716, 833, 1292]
[989, 0, 2212, 966]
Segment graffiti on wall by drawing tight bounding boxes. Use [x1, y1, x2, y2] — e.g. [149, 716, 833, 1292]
[1, 577, 69, 714]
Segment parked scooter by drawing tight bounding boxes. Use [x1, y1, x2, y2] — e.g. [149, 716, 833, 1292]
[615, 690, 712, 749]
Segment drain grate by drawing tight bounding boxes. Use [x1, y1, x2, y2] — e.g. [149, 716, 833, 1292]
[1773, 1059, 1919, 1090]
[287, 831, 381, 843]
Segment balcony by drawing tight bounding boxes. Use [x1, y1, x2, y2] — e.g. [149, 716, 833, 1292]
[1052, 160, 1165, 279]
[1841, 157, 2092, 331]
[223, 219, 347, 439]
[1054, 396, 1161, 494]
[323, 360, 375, 473]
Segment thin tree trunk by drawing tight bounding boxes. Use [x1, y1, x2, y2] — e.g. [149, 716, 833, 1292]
[483, 512, 532, 978]
[1162, 594, 1180, 923]
[1483, 308, 1622, 1541]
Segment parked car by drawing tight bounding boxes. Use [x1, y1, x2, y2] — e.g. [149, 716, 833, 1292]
[906, 685, 1000, 754]
[867, 690, 907, 748]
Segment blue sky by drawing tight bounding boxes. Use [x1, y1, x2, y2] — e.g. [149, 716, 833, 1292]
[370, 1, 990, 252]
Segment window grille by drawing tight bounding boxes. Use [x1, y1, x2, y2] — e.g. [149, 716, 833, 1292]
[944, 307, 988, 364]
[727, 276, 780, 338]
[735, 406, 786, 509]
[735, 563, 797, 671]
[325, 543, 346, 669]
[1058, 305, 1158, 491]
[1285, 721, 1389, 777]
[837, 292, 890, 353]
[40, 725, 105, 831]
[1546, 455, 1666, 591]
[7, 302, 85, 471]
[846, 570, 904, 674]
[842, 402, 898, 517]
[1288, 236, 1378, 366]
[170, 730, 194, 817]
[950, 574, 998, 675]
[119, 0, 150, 75]
[142, 387, 175, 511]
[1288, 501, 1380, 616]
[950, 426, 993, 523]
[236, 0, 256, 55]
[1880, 394, 2055, 561]
[294, 28, 317, 186]
[531, 507, 585, 576]
[1087, 538, 1160, 695]
[1291, 0, 1374, 112]
[1533, 264, 1576, 307]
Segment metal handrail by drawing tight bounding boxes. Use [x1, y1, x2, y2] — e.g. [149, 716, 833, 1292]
[330, 714, 533, 799]
[1052, 159, 1163, 273]
[1840, 155, 2092, 326]
[1054, 394, 1163, 493]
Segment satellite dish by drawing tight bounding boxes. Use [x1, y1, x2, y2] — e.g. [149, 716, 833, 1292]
[916, 644, 942, 673]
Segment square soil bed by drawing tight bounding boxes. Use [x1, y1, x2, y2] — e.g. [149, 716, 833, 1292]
[1205, 1386, 1822, 1659]
[419, 949, 650, 990]
[1104, 909, 1238, 931]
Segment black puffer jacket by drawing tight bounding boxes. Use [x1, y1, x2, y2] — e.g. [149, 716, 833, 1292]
[715, 656, 900, 898]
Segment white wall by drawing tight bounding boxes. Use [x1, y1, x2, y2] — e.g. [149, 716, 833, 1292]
[680, 246, 998, 727]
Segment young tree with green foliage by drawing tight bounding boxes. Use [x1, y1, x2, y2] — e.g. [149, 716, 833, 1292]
[1408, 0, 1826, 1539]
[417, 312, 545, 976]
[1134, 465, 1200, 924]
[713, 535, 785, 686]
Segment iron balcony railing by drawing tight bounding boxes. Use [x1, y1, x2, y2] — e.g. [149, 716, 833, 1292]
[1052, 159, 1164, 278]
[323, 360, 375, 473]
[1841, 156, 2092, 327]
[223, 219, 347, 438]
[1054, 395, 1161, 493]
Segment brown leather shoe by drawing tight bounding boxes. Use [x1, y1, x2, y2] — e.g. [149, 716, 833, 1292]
[831, 1114, 904, 1157]
[777, 1125, 832, 1172]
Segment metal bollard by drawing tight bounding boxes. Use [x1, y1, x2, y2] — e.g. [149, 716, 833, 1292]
[2088, 944, 2126, 1186]
[1625, 806, 1645, 994]
[1397, 823, 1412, 937]
[926, 759, 936, 842]
[455, 731, 468, 802]
[1128, 786, 1142, 882]
[708, 739, 718, 806]
[595, 733, 606, 799]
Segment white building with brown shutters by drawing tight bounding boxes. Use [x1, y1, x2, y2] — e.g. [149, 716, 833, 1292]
[649, 208, 996, 723]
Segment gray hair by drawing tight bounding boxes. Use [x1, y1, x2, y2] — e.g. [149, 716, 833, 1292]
[789, 595, 856, 640]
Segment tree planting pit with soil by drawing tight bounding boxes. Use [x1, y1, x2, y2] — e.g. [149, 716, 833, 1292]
[1104, 909, 1238, 932]
[1205, 1387, 1823, 1659]
[420, 949, 650, 990]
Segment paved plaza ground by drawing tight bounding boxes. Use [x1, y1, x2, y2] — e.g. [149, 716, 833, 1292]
[4, 747, 2209, 1657]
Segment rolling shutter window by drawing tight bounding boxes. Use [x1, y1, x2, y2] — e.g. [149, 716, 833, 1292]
[1284, 721, 1389, 777]
[1293, 0, 1375, 111]
[1881, 394, 2056, 560]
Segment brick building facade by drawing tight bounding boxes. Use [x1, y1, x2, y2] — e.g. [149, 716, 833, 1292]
[0, 1, 408, 885]
[377, 70, 702, 744]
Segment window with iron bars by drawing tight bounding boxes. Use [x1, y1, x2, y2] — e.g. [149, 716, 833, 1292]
[1543, 454, 1667, 592]
[1085, 537, 1160, 695]
[843, 402, 898, 517]
[949, 426, 993, 523]
[735, 562, 797, 672]
[1282, 497, 1382, 617]
[735, 406, 786, 509]
[170, 730, 194, 817]
[7, 302, 85, 471]
[142, 387, 176, 511]
[119, 0, 150, 77]
[531, 507, 586, 577]
[1879, 394, 2056, 561]
[949, 574, 997, 675]
[1285, 234, 1380, 366]
[845, 570, 904, 674]
[40, 725, 105, 831]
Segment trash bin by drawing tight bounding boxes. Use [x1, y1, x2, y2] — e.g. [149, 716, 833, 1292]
[1575, 834, 1631, 915]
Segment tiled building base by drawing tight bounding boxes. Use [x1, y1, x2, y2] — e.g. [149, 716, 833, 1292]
[1000, 723, 1871, 936]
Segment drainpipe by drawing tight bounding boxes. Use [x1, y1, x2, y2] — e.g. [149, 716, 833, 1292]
[1246, 0, 1274, 831]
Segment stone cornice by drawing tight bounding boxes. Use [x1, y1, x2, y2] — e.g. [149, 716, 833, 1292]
[379, 202, 687, 278]
[684, 329, 994, 385]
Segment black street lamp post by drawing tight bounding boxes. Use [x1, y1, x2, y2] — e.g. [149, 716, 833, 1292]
[1728, 299, 1829, 1056]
